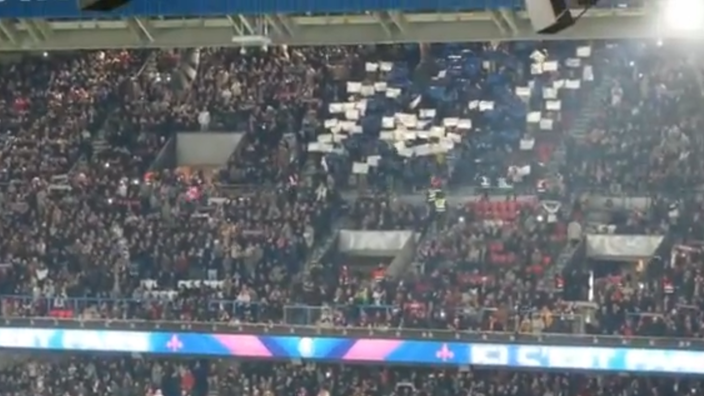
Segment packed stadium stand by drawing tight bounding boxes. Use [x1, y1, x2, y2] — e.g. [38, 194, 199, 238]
[306, 41, 594, 193]
[564, 41, 704, 195]
[0, 41, 593, 326]
[2, 356, 704, 396]
[0, 35, 703, 394]
[0, 355, 700, 396]
[0, 41, 673, 329]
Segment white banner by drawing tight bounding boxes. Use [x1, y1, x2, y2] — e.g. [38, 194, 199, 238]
[586, 235, 665, 261]
[338, 230, 415, 256]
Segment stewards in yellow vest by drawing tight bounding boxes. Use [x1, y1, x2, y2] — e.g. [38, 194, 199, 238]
[427, 188, 439, 203]
[435, 197, 446, 212]
[434, 197, 447, 229]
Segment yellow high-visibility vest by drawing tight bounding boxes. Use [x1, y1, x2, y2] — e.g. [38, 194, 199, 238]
[435, 198, 447, 212]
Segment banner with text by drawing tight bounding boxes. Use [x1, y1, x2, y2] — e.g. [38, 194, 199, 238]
[0, 327, 703, 375]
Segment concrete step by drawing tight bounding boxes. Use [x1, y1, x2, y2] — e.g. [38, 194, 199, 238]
[302, 216, 347, 277]
[540, 241, 581, 292]
[565, 78, 613, 140]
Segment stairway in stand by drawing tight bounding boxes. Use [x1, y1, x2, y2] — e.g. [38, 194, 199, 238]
[540, 240, 582, 292]
[538, 77, 613, 293]
[407, 211, 450, 276]
[72, 52, 159, 174]
[300, 215, 349, 279]
[565, 77, 613, 143]
[547, 77, 613, 184]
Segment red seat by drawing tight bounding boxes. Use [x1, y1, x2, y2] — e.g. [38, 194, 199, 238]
[484, 206, 497, 219]
[475, 200, 489, 212]
[503, 209, 517, 221]
[529, 264, 544, 275]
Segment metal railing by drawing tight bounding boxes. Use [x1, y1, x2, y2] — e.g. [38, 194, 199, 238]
[1, 315, 700, 350]
[1, 295, 699, 349]
[284, 304, 395, 326]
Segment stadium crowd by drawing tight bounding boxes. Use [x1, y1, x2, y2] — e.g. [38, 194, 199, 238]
[413, 195, 573, 333]
[1, 38, 704, 396]
[349, 195, 427, 230]
[305, 41, 592, 193]
[0, 40, 703, 342]
[564, 41, 704, 194]
[564, 40, 704, 337]
[0, 356, 702, 396]
[0, 47, 341, 325]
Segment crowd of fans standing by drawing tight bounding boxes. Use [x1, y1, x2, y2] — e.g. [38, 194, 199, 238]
[0, 40, 702, 394]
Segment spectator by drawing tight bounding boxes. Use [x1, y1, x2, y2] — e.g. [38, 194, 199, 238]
[349, 195, 427, 230]
[1, 357, 703, 396]
[564, 42, 704, 194]
[307, 41, 597, 194]
[0, 48, 343, 325]
[4, 40, 704, 341]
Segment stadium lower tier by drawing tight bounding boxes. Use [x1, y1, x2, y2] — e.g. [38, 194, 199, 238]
[1, 357, 700, 396]
[0, 325, 702, 375]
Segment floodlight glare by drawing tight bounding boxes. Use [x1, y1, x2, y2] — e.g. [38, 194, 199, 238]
[665, 0, 704, 32]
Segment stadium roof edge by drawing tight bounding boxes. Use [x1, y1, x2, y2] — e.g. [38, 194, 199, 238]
[0, 8, 668, 51]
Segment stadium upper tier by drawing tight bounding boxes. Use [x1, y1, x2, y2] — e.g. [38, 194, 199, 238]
[0, 0, 670, 50]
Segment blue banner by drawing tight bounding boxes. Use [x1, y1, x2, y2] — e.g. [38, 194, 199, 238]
[0, 0, 641, 20]
[0, 327, 703, 374]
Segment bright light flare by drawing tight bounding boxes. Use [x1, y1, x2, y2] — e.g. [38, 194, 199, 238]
[665, 0, 704, 32]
